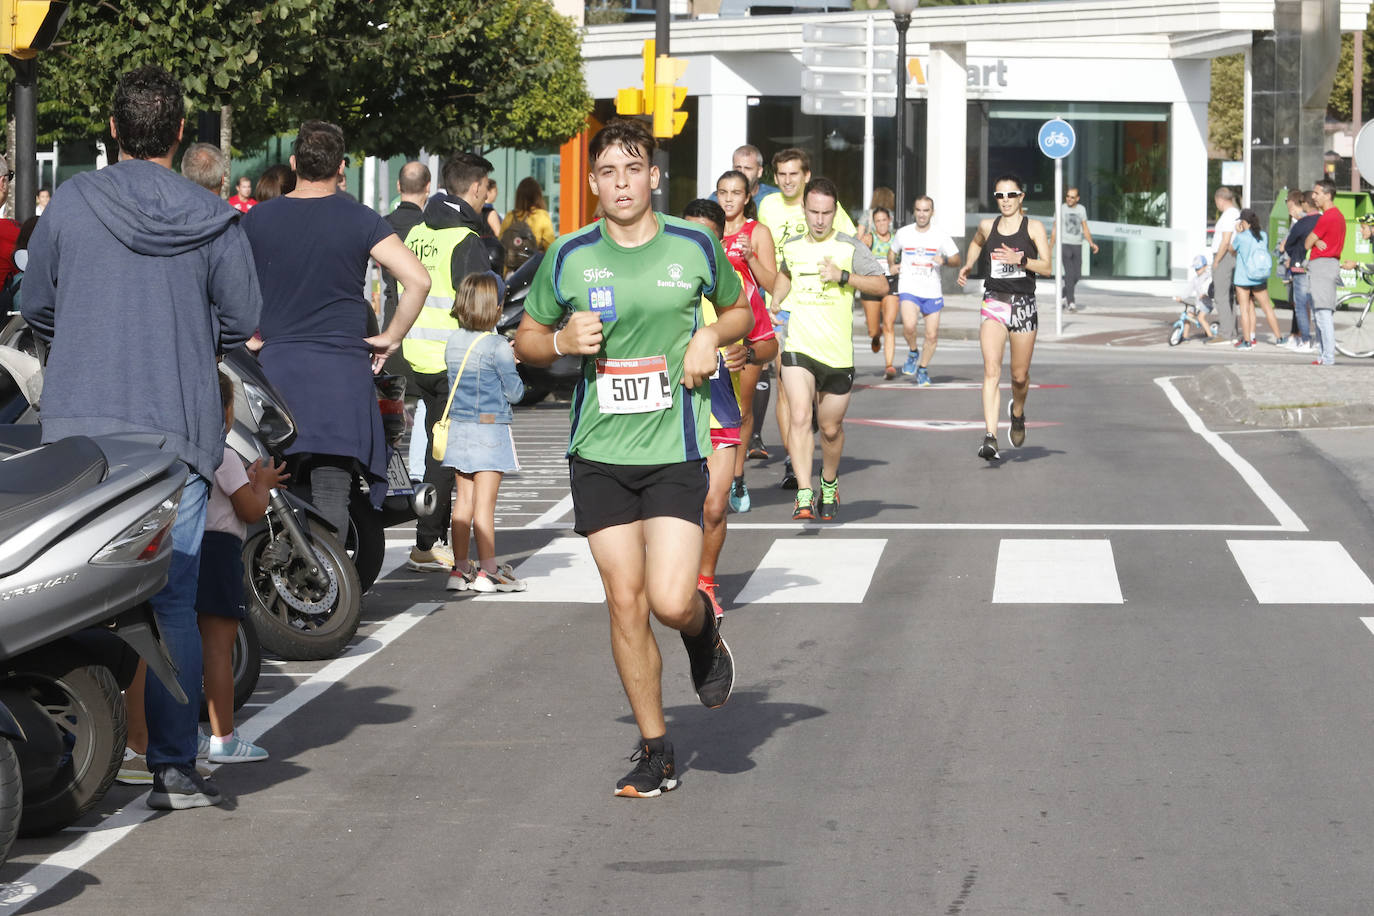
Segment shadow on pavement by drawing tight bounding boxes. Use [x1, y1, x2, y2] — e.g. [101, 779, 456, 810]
[983, 445, 1064, 465]
[619, 688, 826, 777]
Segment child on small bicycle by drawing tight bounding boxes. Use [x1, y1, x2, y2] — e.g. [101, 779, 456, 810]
[1174, 254, 1216, 341]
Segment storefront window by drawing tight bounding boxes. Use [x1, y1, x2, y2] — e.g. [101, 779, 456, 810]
[969, 101, 1172, 279]
[747, 96, 921, 222]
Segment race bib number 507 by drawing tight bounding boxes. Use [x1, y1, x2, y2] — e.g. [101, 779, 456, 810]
[595, 356, 673, 414]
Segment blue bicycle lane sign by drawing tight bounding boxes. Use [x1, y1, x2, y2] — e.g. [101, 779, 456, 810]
[1038, 119, 1075, 159]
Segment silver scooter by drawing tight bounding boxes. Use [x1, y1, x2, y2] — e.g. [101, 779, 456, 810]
[0, 428, 187, 855]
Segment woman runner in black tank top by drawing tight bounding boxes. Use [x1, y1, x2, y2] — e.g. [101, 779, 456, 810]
[957, 174, 1052, 461]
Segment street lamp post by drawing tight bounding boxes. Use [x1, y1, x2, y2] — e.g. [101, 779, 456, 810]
[889, 0, 917, 224]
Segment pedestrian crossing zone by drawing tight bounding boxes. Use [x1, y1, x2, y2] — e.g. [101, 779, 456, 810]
[473, 535, 1374, 607]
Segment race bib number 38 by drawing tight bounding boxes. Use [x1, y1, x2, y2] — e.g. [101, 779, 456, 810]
[595, 356, 673, 415]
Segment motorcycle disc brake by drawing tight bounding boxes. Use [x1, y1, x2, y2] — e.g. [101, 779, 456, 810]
[269, 543, 340, 619]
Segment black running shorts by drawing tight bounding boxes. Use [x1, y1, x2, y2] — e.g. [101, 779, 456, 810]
[569, 456, 708, 536]
[780, 351, 855, 395]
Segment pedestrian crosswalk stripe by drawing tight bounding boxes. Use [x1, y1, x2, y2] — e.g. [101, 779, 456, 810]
[731, 538, 888, 605]
[992, 539, 1124, 604]
[478, 537, 606, 603]
[1228, 540, 1374, 604]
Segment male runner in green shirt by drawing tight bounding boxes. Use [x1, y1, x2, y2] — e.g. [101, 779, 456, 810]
[515, 119, 751, 798]
[770, 177, 888, 521]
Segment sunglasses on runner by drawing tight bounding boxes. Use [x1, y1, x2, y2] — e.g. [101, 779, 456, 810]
[993, 191, 1023, 200]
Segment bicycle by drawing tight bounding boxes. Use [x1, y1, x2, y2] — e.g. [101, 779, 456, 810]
[1335, 264, 1374, 358]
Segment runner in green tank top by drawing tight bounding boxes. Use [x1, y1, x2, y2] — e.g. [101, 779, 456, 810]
[769, 177, 888, 522]
[515, 119, 752, 800]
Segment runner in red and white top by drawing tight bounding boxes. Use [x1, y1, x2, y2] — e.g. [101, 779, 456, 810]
[716, 169, 777, 515]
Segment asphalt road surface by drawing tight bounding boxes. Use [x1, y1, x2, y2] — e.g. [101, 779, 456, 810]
[4, 335, 1374, 915]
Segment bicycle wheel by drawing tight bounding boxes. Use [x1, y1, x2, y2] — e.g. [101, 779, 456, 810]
[1335, 296, 1374, 358]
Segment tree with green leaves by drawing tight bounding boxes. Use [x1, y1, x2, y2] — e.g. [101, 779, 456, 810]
[305, 0, 593, 157]
[35, 0, 330, 154]
[14, 0, 592, 161]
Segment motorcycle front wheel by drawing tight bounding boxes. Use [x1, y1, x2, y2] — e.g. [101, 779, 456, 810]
[243, 520, 362, 661]
[0, 653, 124, 837]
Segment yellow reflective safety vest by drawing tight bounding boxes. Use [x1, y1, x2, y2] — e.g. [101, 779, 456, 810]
[399, 223, 476, 375]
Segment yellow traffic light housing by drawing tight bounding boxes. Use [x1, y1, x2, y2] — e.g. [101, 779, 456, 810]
[641, 40, 656, 115]
[0, 1, 70, 59]
[615, 88, 644, 117]
[652, 56, 688, 138]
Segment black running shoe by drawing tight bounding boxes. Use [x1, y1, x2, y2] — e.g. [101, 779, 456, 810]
[1008, 401, 1026, 448]
[779, 457, 797, 490]
[747, 436, 769, 460]
[818, 478, 839, 521]
[978, 434, 1000, 461]
[614, 740, 679, 798]
[148, 764, 223, 810]
[682, 600, 735, 709]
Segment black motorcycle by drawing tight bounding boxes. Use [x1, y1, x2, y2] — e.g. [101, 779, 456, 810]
[220, 349, 365, 661]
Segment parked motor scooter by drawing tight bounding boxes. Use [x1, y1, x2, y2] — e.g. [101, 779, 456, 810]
[0, 330, 273, 703]
[0, 429, 189, 854]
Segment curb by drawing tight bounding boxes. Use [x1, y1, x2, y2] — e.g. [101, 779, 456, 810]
[1194, 366, 1374, 428]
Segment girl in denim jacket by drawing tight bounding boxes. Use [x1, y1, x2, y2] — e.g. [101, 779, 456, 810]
[441, 272, 527, 593]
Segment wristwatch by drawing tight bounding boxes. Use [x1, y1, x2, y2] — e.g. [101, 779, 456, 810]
[744, 344, 757, 365]
[839, 269, 850, 288]
[1019, 253, 1029, 267]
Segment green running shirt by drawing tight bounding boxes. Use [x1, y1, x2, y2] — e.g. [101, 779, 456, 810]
[524, 214, 744, 465]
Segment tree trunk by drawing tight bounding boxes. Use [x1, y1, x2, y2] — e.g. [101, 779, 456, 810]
[219, 104, 233, 199]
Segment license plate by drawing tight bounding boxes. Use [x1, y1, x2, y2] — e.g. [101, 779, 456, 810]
[386, 450, 413, 495]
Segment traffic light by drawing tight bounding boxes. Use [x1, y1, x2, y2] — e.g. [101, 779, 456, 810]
[614, 40, 656, 117]
[0, 1, 70, 59]
[652, 56, 688, 139]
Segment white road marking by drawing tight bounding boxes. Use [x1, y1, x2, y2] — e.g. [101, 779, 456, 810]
[733, 539, 887, 604]
[992, 539, 1124, 604]
[847, 418, 1060, 432]
[474, 537, 606, 603]
[525, 494, 573, 529]
[0, 602, 444, 912]
[1229, 541, 1374, 604]
[1154, 376, 1307, 532]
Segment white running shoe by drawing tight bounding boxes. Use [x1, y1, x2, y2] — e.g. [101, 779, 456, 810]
[208, 734, 269, 764]
[469, 564, 527, 593]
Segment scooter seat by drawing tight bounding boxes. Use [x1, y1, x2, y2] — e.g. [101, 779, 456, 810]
[0, 425, 41, 456]
[0, 437, 107, 544]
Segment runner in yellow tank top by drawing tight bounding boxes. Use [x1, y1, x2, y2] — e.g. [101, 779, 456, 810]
[769, 177, 888, 522]
[754, 148, 857, 492]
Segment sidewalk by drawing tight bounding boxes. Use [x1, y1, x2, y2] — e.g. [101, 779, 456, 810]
[899, 284, 1374, 429]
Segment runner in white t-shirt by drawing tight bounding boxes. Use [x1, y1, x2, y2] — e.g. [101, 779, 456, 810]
[889, 196, 961, 386]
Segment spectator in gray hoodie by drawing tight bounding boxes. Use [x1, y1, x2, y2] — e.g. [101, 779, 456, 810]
[23, 66, 261, 811]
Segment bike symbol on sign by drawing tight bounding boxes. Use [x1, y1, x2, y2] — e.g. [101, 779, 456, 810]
[1037, 118, 1076, 160]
